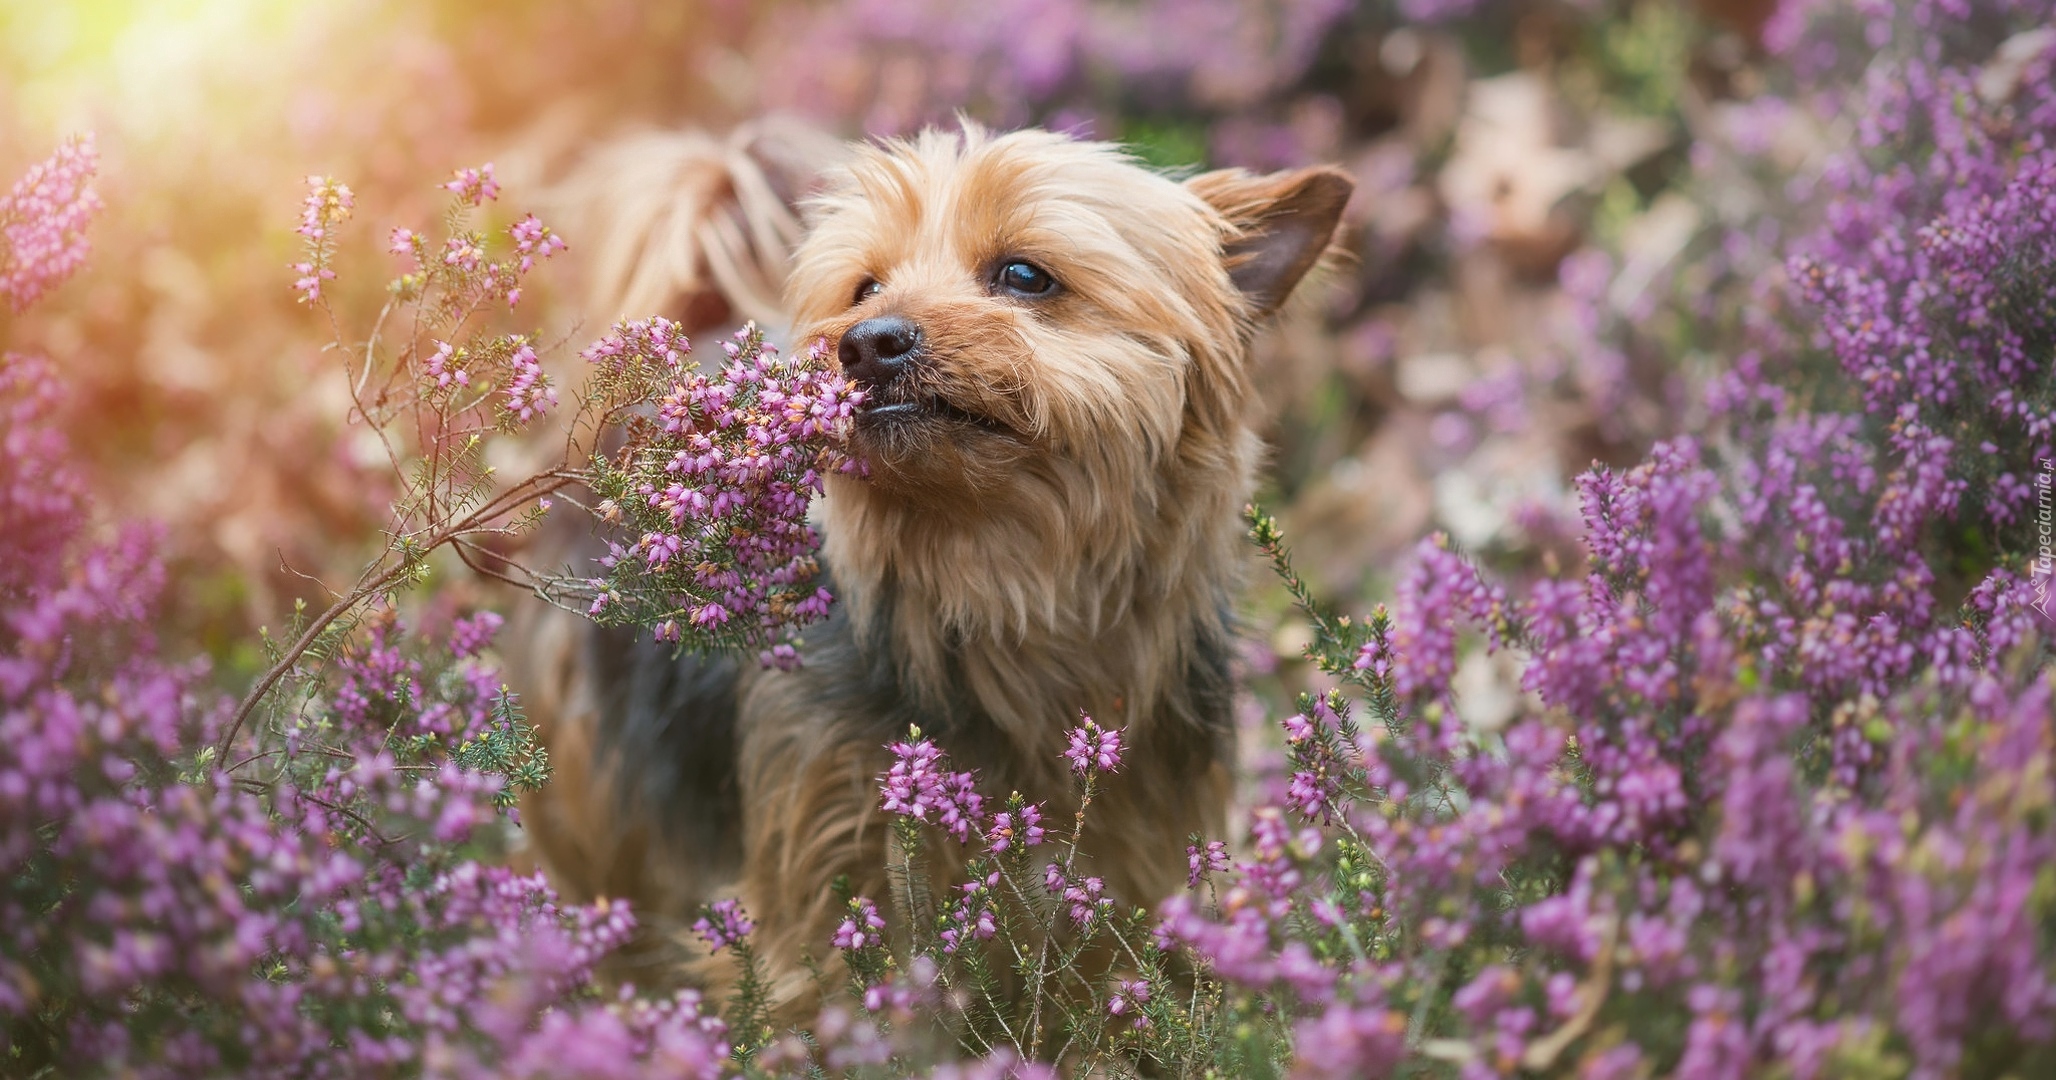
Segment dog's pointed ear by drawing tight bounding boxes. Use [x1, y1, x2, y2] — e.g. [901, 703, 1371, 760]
[1186, 166, 1354, 316]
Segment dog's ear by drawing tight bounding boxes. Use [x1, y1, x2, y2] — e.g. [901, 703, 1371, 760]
[1185, 166, 1355, 316]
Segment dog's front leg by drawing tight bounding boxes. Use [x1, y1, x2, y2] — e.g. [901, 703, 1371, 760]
[726, 674, 899, 1021]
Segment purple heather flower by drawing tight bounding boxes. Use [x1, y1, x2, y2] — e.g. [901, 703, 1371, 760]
[1388, 533, 1505, 701]
[1290, 1002, 1407, 1079]
[508, 212, 566, 274]
[442, 162, 500, 206]
[447, 610, 504, 659]
[501, 341, 555, 424]
[692, 899, 753, 953]
[833, 897, 887, 951]
[987, 802, 1045, 853]
[287, 174, 354, 304]
[1187, 840, 1230, 888]
[582, 321, 860, 661]
[0, 134, 101, 311]
[940, 872, 1000, 955]
[1063, 713, 1124, 775]
[878, 731, 987, 842]
[1108, 978, 1151, 1028]
[1063, 875, 1110, 927]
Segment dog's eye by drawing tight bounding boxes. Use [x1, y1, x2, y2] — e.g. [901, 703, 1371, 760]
[995, 260, 1055, 298]
[853, 278, 884, 305]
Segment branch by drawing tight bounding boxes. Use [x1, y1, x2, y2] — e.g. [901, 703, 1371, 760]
[216, 470, 577, 760]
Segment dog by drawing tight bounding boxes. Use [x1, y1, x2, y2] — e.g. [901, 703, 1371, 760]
[509, 123, 1352, 1015]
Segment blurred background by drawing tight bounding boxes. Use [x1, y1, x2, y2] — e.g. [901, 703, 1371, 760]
[0, 0, 1807, 743]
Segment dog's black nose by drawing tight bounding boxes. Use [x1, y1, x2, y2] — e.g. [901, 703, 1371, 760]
[838, 316, 921, 390]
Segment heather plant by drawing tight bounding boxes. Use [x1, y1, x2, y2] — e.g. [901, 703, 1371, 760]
[224, 161, 862, 761]
[568, 322, 863, 664]
[1, 139, 754, 1078]
[0, 134, 100, 314]
[0, 144, 844, 1077]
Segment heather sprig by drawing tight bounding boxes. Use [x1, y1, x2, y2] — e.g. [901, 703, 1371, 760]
[834, 715, 1257, 1074]
[219, 166, 590, 759]
[695, 898, 774, 1063]
[290, 175, 354, 305]
[0, 134, 101, 312]
[229, 165, 862, 765]
[562, 322, 863, 664]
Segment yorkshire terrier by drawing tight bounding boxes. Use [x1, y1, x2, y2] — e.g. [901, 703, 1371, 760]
[511, 123, 1352, 1013]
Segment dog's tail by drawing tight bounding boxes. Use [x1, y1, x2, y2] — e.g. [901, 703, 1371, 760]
[549, 115, 844, 330]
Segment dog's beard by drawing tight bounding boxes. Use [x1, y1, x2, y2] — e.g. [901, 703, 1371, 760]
[853, 387, 1012, 439]
[847, 382, 1035, 504]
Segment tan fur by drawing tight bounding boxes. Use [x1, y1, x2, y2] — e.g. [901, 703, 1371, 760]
[515, 123, 1352, 1022]
[550, 118, 846, 326]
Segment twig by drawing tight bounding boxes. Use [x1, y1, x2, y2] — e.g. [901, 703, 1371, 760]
[1025, 775, 1097, 1059]
[216, 472, 574, 760]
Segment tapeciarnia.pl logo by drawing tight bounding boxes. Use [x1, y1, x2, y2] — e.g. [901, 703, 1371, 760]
[2036, 457, 2053, 618]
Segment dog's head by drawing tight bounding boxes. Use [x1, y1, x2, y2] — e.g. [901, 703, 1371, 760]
[787, 126, 1352, 511]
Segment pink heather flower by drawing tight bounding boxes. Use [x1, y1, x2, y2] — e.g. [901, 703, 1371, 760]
[1187, 840, 1230, 888]
[1064, 875, 1110, 927]
[940, 872, 1000, 955]
[582, 316, 692, 371]
[447, 611, 503, 659]
[387, 227, 418, 257]
[289, 261, 332, 305]
[442, 234, 484, 272]
[833, 897, 887, 951]
[579, 320, 860, 663]
[1352, 629, 1391, 680]
[509, 213, 567, 273]
[1108, 979, 1151, 1028]
[1063, 713, 1124, 775]
[692, 899, 753, 952]
[0, 134, 101, 312]
[987, 803, 1046, 852]
[288, 175, 353, 304]
[295, 174, 354, 241]
[424, 340, 469, 389]
[1389, 534, 1506, 700]
[935, 770, 987, 842]
[880, 736, 945, 820]
[877, 731, 986, 841]
[1287, 768, 1337, 825]
[443, 162, 500, 206]
[502, 342, 555, 423]
[1291, 1002, 1408, 1079]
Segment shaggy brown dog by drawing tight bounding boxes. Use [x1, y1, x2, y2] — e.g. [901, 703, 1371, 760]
[512, 124, 1351, 1013]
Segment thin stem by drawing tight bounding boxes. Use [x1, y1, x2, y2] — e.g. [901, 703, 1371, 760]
[216, 470, 575, 759]
[216, 559, 414, 759]
[1025, 774, 1096, 1060]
